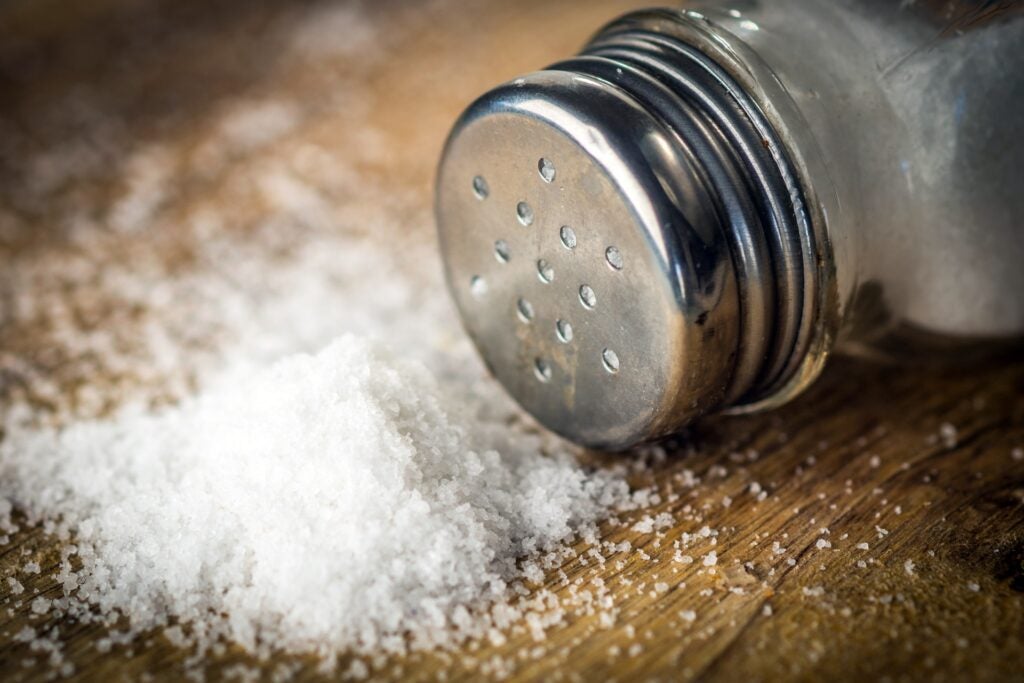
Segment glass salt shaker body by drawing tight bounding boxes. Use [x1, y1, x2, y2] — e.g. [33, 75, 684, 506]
[687, 0, 1024, 362]
[434, 0, 1024, 449]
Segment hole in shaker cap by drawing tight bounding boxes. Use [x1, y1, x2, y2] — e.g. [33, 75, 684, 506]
[602, 348, 620, 374]
[538, 158, 555, 183]
[470, 276, 487, 298]
[516, 201, 534, 226]
[537, 259, 554, 283]
[555, 319, 573, 343]
[579, 285, 596, 309]
[494, 239, 510, 263]
[534, 357, 552, 383]
[516, 297, 535, 322]
[559, 225, 577, 250]
[605, 246, 624, 270]
[472, 175, 489, 200]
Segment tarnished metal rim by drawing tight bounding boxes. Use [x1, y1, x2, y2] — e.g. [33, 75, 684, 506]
[587, 8, 840, 409]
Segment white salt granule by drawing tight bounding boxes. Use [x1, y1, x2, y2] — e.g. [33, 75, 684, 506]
[939, 422, 958, 448]
[702, 551, 718, 567]
[1, 337, 627, 655]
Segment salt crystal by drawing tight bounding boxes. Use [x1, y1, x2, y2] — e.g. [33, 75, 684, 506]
[674, 552, 694, 565]
[30, 597, 51, 615]
[631, 516, 655, 533]
[702, 551, 718, 567]
[342, 660, 369, 681]
[939, 422, 958, 447]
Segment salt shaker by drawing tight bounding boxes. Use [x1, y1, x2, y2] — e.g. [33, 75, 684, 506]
[434, 0, 1024, 449]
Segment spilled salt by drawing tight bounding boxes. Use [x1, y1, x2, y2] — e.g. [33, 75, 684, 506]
[2, 336, 630, 656]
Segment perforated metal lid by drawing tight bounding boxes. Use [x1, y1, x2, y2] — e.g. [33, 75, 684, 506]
[436, 73, 742, 449]
[436, 12, 816, 449]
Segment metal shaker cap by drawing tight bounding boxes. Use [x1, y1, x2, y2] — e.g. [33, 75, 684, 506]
[436, 12, 818, 449]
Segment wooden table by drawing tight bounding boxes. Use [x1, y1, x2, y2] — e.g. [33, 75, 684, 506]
[1, 0, 1022, 680]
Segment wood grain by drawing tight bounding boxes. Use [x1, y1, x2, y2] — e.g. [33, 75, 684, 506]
[0, 1, 1022, 681]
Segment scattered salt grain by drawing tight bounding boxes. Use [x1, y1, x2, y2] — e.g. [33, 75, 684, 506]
[702, 551, 718, 567]
[30, 597, 51, 615]
[939, 422, 958, 448]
